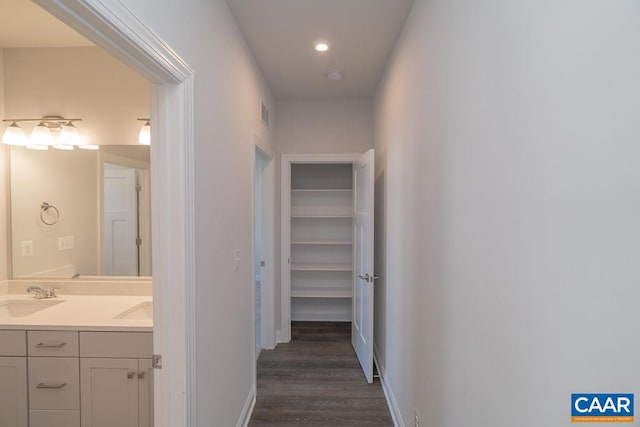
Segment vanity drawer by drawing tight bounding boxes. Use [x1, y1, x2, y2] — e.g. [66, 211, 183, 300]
[28, 331, 78, 357]
[80, 332, 152, 358]
[29, 410, 80, 427]
[28, 357, 80, 410]
[0, 330, 26, 356]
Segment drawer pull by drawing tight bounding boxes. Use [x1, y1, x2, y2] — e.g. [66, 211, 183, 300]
[138, 372, 145, 379]
[127, 372, 135, 379]
[36, 381, 66, 389]
[36, 341, 66, 349]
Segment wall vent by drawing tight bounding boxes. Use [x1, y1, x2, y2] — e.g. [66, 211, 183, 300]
[260, 101, 270, 128]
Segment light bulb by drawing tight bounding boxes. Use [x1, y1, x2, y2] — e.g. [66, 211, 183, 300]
[138, 120, 150, 145]
[2, 122, 27, 146]
[314, 42, 329, 52]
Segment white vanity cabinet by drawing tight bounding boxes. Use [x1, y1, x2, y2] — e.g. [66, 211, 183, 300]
[80, 332, 153, 427]
[27, 330, 80, 427]
[0, 330, 28, 427]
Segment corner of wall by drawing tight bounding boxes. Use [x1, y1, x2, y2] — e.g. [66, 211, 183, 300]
[0, 47, 10, 281]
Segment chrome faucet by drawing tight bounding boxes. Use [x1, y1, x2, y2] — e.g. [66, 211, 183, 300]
[27, 285, 60, 299]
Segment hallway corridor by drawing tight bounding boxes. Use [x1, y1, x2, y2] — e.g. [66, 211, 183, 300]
[249, 322, 393, 426]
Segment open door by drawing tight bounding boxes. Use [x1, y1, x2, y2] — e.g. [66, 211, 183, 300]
[352, 148, 375, 383]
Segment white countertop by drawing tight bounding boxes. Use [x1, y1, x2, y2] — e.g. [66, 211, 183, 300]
[0, 294, 153, 332]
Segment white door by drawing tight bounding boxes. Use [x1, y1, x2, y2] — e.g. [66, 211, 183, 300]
[103, 165, 138, 276]
[352, 148, 375, 383]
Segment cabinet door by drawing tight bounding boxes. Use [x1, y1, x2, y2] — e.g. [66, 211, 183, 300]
[0, 357, 28, 427]
[138, 359, 154, 427]
[80, 358, 139, 427]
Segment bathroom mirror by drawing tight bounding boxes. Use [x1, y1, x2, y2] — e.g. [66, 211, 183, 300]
[9, 145, 152, 278]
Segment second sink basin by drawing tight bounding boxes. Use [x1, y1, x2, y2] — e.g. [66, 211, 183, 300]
[115, 301, 153, 320]
[0, 299, 64, 318]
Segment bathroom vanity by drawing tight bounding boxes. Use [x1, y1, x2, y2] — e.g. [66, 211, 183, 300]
[0, 281, 153, 427]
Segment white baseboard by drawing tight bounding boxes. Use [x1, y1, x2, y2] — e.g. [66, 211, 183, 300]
[237, 383, 256, 427]
[374, 344, 405, 427]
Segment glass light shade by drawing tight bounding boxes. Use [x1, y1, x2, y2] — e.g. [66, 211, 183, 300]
[2, 122, 27, 146]
[138, 121, 151, 145]
[78, 144, 99, 150]
[26, 142, 49, 150]
[53, 144, 74, 150]
[30, 122, 53, 147]
[59, 122, 81, 145]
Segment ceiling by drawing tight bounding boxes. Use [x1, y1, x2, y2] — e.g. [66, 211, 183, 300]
[0, 0, 92, 48]
[0, 0, 414, 99]
[227, 0, 415, 99]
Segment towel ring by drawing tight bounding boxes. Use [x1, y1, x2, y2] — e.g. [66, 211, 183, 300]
[40, 202, 59, 226]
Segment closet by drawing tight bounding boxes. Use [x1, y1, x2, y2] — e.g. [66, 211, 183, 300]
[281, 150, 376, 381]
[289, 163, 353, 321]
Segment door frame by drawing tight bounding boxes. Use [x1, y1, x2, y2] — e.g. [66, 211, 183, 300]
[34, 1, 196, 426]
[251, 137, 276, 354]
[279, 153, 361, 343]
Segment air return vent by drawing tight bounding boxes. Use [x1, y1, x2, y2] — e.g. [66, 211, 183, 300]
[260, 101, 270, 128]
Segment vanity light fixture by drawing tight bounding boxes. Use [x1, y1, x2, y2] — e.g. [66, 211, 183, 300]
[2, 116, 83, 150]
[137, 118, 151, 145]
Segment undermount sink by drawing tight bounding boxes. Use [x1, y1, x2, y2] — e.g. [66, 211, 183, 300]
[115, 301, 153, 320]
[0, 299, 64, 318]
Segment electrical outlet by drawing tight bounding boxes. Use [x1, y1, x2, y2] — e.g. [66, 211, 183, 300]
[58, 236, 74, 251]
[415, 409, 421, 427]
[21, 240, 34, 257]
[234, 249, 240, 272]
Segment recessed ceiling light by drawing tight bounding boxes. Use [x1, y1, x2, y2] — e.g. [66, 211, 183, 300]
[314, 42, 329, 52]
[327, 70, 342, 81]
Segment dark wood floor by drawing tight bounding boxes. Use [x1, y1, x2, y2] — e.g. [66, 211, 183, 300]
[249, 322, 394, 426]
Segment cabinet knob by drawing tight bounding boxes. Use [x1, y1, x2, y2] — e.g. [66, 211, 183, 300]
[127, 372, 135, 379]
[138, 372, 145, 379]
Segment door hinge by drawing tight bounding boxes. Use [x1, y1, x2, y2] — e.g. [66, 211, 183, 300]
[136, 238, 142, 246]
[152, 354, 162, 369]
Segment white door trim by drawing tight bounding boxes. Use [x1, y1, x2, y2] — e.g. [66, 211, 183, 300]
[279, 153, 361, 343]
[34, 1, 196, 426]
[251, 138, 276, 351]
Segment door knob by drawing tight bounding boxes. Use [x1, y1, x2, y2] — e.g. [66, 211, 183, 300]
[358, 273, 379, 283]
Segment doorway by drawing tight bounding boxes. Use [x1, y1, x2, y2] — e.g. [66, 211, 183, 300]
[102, 160, 151, 277]
[280, 151, 375, 382]
[253, 141, 275, 359]
[34, 2, 196, 426]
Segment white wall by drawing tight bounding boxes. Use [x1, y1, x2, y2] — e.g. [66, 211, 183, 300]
[375, 1, 640, 426]
[0, 49, 8, 280]
[118, 0, 274, 425]
[276, 98, 373, 154]
[10, 148, 99, 277]
[3, 47, 150, 146]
